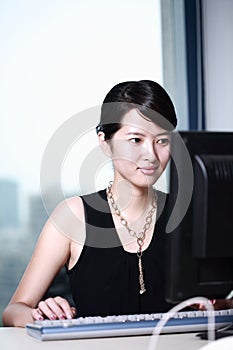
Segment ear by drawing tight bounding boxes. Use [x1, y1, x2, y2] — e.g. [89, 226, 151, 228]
[98, 132, 112, 157]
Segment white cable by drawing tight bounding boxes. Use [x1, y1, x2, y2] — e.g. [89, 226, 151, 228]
[147, 296, 215, 350]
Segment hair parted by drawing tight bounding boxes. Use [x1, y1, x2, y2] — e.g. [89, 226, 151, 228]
[96, 80, 177, 140]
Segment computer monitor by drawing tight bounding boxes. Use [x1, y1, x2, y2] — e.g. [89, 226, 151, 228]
[165, 131, 233, 304]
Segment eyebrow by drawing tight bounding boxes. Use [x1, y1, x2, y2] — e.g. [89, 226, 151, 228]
[126, 131, 171, 137]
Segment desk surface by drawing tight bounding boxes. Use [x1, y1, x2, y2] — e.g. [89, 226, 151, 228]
[0, 327, 209, 350]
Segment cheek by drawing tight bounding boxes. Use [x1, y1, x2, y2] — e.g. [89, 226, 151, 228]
[112, 158, 137, 170]
[111, 142, 140, 161]
[159, 149, 170, 168]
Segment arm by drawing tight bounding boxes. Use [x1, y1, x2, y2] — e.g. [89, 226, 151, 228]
[2, 196, 85, 327]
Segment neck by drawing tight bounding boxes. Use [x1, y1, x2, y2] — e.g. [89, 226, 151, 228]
[108, 180, 155, 219]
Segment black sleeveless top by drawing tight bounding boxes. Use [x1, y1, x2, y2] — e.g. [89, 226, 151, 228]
[67, 189, 172, 317]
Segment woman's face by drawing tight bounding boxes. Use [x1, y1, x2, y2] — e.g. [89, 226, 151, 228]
[102, 108, 171, 189]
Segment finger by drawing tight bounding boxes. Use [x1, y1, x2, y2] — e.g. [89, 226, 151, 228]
[190, 303, 202, 310]
[71, 307, 77, 317]
[190, 303, 207, 310]
[31, 308, 44, 321]
[45, 297, 70, 319]
[53, 296, 74, 319]
[197, 302, 206, 310]
[38, 300, 59, 320]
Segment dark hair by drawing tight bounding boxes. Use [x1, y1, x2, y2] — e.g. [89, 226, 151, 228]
[96, 80, 177, 140]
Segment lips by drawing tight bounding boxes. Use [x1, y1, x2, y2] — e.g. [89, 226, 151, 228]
[137, 166, 158, 176]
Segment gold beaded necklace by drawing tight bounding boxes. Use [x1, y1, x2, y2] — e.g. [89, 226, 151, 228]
[106, 181, 157, 294]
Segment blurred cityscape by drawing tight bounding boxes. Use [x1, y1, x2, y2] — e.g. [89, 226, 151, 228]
[0, 179, 73, 326]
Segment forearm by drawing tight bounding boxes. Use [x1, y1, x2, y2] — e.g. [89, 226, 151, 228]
[2, 302, 34, 328]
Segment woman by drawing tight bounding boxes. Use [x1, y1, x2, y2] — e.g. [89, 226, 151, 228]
[2, 80, 177, 327]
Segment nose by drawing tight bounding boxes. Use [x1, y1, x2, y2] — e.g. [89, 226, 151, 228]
[142, 140, 159, 163]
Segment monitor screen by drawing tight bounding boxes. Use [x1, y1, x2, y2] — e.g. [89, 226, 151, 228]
[165, 131, 233, 304]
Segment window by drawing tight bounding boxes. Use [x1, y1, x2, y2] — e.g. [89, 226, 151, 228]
[0, 0, 163, 322]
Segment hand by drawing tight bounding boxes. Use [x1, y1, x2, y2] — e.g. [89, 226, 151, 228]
[193, 299, 233, 311]
[208, 299, 233, 310]
[32, 296, 77, 321]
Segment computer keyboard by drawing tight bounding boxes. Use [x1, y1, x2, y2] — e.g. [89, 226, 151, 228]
[26, 309, 233, 341]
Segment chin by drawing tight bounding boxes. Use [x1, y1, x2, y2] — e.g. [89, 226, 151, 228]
[132, 178, 157, 190]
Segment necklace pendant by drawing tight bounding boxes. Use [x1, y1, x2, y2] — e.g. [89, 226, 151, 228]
[140, 287, 146, 295]
[138, 255, 146, 294]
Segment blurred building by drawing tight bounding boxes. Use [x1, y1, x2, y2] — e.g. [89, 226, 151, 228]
[0, 179, 19, 228]
[29, 194, 49, 237]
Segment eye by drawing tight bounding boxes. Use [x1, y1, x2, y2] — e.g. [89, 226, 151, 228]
[157, 137, 170, 146]
[129, 137, 142, 144]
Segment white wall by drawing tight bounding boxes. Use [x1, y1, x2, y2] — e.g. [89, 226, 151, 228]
[202, 0, 233, 131]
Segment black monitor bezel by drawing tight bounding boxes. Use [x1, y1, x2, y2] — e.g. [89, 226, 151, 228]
[165, 131, 233, 304]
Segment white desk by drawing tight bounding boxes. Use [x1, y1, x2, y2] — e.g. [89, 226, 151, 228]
[0, 327, 208, 350]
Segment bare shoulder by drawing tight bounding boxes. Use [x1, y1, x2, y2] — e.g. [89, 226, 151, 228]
[58, 195, 84, 218]
[48, 195, 86, 244]
[53, 195, 84, 215]
[32, 195, 85, 256]
[55, 196, 86, 270]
